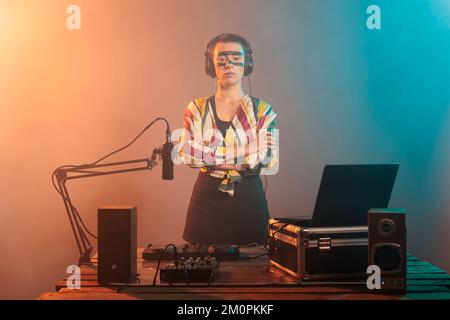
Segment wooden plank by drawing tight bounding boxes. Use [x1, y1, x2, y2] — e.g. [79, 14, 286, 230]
[90, 286, 368, 294]
[407, 261, 434, 266]
[407, 273, 450, 280]
[57, 287, 116, 294]
[62, 274, 97, 281]
[407, 263, 444, 270]
[406, 286, 450, 293]
[407, 266, 447, 274]
[54, 285, 368, 294]
[56, 280, 100, 291]
[65, 268, 448, 284]
[407, 279, 450, 286]
[407, 256, 421, 261]
[55, 283, 450, 297]
[73, 286, 362, 295]
[403, 292, 450, 300]
[78, 267, 97, 275]
[71, 267, 446, 280]
[37, 291, 400, 300]
[57, 279, 450, 292]
[38, 292, 138, 300]
[407, 269, 447, 274]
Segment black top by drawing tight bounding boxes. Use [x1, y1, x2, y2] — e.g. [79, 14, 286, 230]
[210, 96, 232, 138]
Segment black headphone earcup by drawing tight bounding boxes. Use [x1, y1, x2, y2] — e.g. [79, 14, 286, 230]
[209, 57, 216, 78]
[204, 50, 216, 78]
[244, 54, 253, 76]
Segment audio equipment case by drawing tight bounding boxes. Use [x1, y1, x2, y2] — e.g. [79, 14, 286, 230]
[268, 218, 369, 281]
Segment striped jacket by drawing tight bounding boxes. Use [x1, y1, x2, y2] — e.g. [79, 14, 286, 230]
[178, 94, 278, 196]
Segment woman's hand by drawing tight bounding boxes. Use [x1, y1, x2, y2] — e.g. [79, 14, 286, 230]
[246, 132, 276, 156]
[214, 132, 276, 171]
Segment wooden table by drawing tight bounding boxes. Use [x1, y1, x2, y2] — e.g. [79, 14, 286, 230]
[37, 247, 450, 300]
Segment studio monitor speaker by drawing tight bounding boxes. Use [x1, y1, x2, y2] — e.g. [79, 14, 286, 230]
[368, 208, 406, 292]
[98, 206, 137, 285]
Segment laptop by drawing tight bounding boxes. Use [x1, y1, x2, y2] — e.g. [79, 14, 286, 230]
[276, 164, 399, 227]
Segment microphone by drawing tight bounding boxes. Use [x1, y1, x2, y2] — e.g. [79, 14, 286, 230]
[162, 127, 174, 180]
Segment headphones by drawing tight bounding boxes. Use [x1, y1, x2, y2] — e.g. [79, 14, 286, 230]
[204, 34, 254, 78]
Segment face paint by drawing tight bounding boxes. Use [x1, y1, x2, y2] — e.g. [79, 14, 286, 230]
[217, 60, 244, 67]
[218, 51, 243, 56]
[216, 51, 244, 67]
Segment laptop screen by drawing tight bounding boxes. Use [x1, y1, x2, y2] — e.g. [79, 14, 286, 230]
[311, 164, 399, 227]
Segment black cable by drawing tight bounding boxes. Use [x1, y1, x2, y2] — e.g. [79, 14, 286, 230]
[248, 253, 268, 259]
[184, 267, 190, 286]
[267, 221, 289, 253]
[91, 117, 170, 165]
[207, 269, 214, 286]
[152, 246, 168, 286]
[152, 243, 177, 286]
[238, 242, 258, 248]
[271, 222, 291, 238]
[115, 273, 141, 293]
[249, 72, 269, 201]
[239, 252, 268, 260]
[238, 243, 268, 254]
[270, 217, 309, 239]
[263, 245, 269, 254]
[247, 73, 272, 199]
[263, 174, 268, 195]
[238, 243, 268, 259]
[268, 220, 280, 235]
[52, 117, 171, 242]
[51, 117, 169, 194]
[248, 71, 267, 198]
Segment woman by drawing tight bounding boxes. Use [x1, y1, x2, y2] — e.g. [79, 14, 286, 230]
[178, 33, 278, 246]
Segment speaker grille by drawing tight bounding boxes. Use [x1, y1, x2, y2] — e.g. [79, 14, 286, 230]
[377, 218, 396, 237]
[373, 243, 401, 272]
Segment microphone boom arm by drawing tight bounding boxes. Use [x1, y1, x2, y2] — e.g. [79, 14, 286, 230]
[55, 147, 163, 265]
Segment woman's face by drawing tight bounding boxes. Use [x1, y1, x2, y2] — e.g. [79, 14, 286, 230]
[213, 41, 245, 87]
